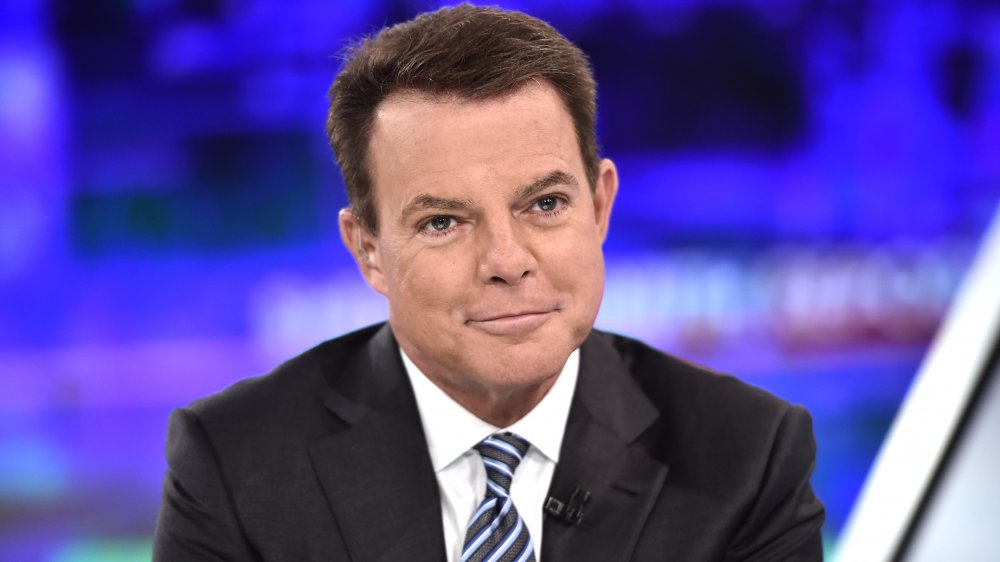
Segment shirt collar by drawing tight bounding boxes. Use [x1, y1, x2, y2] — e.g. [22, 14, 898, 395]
[401, 347, 580, 472]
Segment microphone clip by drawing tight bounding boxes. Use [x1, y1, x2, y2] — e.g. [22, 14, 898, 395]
[544, 486, 590, 525]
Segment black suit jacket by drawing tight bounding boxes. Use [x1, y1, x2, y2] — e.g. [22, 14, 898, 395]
[154, 323, 824, 561]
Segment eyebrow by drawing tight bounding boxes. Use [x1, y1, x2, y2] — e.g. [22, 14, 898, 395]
[399, 169, 579, 222]
[400, 194, 477, 223]
[513, 170, 579, 202]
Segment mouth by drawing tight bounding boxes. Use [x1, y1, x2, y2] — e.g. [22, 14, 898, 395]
[467, 310, 555, 336]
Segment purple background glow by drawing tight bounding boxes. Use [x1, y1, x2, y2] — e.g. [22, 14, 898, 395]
[1, 0, 999, 559]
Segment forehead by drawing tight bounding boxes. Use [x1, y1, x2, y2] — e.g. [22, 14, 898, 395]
[367, 82, 582, 205]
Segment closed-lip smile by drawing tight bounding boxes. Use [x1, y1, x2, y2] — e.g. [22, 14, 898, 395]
[468, 309, 555, 336]
[475, 310, 548, 321]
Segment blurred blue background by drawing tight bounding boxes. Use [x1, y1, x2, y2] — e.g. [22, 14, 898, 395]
[1, 0, 998, 559]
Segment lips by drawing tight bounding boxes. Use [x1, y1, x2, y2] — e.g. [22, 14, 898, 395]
[472, 310, 550, 322]
[467, 309, 556, 336]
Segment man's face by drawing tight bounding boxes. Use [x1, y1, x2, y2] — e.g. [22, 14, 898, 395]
[341, 81, 617, 406]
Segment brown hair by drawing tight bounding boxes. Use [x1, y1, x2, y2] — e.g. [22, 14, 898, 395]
[326, 3, 599, 234]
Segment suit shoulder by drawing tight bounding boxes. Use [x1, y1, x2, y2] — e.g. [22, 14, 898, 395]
[591, 331, 818, 510]
[186, 323, 384, 426]
[589, 332, 824, 558]
[595, 330, 798, 426]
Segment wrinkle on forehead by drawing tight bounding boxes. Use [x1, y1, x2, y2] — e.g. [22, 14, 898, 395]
[368, 81, 583, 226]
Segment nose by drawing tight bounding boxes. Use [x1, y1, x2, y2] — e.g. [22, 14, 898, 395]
[477, 216, 537, 285]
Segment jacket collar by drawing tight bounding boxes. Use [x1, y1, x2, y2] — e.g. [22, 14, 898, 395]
[541, 330, 670, 561]
[308, 324, 446, 562]
[307, 325, 668, 562]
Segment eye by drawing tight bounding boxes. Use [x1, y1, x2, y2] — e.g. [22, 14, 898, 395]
[533, 196, 563, 213]
[423, 216, 455, 232]
[537, 196, 558, 212]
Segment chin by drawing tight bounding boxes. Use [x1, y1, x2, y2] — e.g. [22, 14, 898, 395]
[469, 337, 574, 389]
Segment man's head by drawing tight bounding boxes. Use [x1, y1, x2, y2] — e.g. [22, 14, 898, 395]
[329, 5, 618, 424]
[327, 3, 600, 235]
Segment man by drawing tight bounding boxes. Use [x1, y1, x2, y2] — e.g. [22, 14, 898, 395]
[154, 5, 824, 561]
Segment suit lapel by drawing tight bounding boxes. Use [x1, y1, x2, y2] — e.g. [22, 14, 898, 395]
[308, 325, 445, 562]
[542, 331, 669, 562]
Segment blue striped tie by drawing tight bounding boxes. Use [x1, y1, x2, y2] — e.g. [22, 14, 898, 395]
[461, 432, 537, 562]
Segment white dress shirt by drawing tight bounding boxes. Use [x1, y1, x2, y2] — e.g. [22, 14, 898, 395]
[401, 348, 580, 562]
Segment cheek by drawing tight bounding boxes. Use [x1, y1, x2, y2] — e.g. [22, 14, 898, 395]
[574, 251, 606, 307]
[545, 230, 605, 290]
[388, 246, 473, 313]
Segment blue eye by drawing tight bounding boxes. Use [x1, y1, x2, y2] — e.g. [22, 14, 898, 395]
[426, 216, 454, 231]
[535, 196, 562, 213]
[538, 197, 557, 211]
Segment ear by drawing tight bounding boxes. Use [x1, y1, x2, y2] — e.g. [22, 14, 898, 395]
[338, 208, 388, 296]
[592, 158, 618, 242]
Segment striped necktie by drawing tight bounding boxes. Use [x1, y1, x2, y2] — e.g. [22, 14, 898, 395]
[461, 432, 537, 562]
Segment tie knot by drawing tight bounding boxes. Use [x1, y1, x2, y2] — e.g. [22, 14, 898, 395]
[475, 432, 529, 497]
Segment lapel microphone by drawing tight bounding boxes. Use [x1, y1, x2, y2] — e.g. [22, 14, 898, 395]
[543, 486, 590, 525]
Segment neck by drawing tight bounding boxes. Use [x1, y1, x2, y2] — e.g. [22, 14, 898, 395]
[398, 345, 561, 427]
[446, 376, 558, 427]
